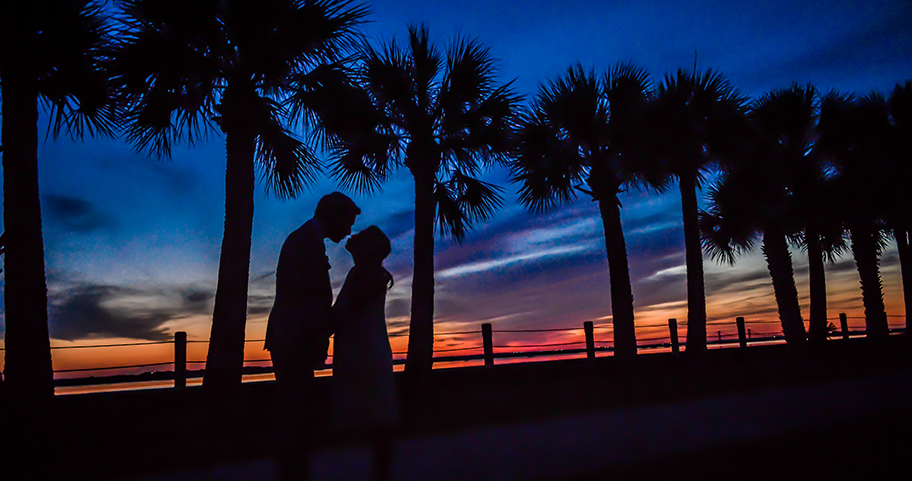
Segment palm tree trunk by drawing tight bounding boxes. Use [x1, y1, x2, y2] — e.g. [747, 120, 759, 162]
[679, 174, 707, 353]
[850, 225, 889, 339]
[405, 168, 436, 377]
[203, 126, 256, 395]
[805, 226, 829, 344]
[895, 227, 912, 334]
[597, 197, 637, 359]
[1, 64, 55, 400]
[762, 229, 806, 345]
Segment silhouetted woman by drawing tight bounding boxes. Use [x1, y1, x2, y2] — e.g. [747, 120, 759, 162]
[331, 225, 397, 481]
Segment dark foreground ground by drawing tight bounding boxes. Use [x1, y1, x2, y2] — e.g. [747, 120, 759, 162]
[2, 336, 911, 480]
[566, 409, 912, 481]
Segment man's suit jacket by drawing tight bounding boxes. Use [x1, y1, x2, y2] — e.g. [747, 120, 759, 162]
[265, 219, 333, 367]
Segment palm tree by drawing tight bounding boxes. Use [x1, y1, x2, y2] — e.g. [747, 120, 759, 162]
[699, 134, 807, 346]
[646, 69, 748, 353]
[800, 177, 849, 343]
[293, 25, 519, 377]
[887, 81, 912, 333]
[0, 0, 117, 400]
[109, 0, 368, 393]
[749, 85, 832, 344]
[818, 92, 891, 339]
[510, 64, 653, 359]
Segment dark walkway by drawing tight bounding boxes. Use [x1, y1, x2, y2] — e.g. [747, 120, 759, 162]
[124, 368, 912, 480]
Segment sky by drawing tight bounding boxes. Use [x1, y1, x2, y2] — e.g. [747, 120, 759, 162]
[3, 0, 912, 375]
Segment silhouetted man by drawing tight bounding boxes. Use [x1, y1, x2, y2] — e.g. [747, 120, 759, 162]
[266, 191, 360, 481]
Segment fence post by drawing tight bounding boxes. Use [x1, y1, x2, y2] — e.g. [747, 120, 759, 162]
[482, 323, 494, 366]
[736, 317, 747, 349]
[174, 331, 187, 391]
[584, 321, 595, 359]
[840, 313, 849, 340]
[669, 318, 679, 354]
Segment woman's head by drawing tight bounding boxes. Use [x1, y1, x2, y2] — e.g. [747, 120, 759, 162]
[345, 225, 391, 265]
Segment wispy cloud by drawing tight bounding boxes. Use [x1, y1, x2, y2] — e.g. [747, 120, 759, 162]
[48, 283, 214, 341]
[438, 244, 590, 279]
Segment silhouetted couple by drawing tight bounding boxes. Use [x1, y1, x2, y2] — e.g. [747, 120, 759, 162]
[265, 192, 397, 481]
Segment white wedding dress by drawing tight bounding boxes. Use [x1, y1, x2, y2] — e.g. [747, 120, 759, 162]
[331, 265, 398, 433]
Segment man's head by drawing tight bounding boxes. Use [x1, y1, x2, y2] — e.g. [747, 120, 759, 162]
[314, 192, 361, 243]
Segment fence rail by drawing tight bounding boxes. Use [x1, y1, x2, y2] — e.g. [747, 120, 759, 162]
[5, 312, 905, 391]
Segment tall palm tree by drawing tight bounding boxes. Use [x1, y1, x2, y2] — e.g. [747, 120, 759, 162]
[887, 81, 912, 333]
[510, 64, 653, 359]
[646, 69, 748, 353]
[109, 0, 367, 393]
[0, 0, 117, 400]
[818, 92, 891, 339]
[699, 137, 807, 346]
[799, 177, 849, 343]
[750, 85, 832, 344]
[293, 25, 519, 377]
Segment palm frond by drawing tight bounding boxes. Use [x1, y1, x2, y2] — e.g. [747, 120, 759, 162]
[450, 170, 503, 223]
[431, 170, 503, 242]
[226, 0, 368, 84]
[436, 35, 495, 124]
[699, 177, 761, 264]
[361, 39, 421, 127]
[286, 62, 382, 147]
[603, 62, 655, 186]
[328, 147, 386, 194]
[699, 210, 751, 265]
[651, 68, 748, 178]
[510, 107, 587, 213]
[29, 0, 119, 140]
[407, 24, 443, 109]
[120, 85, 181, 157]
[108, 6, 223, 157]
[439, 82, 521, 171]
[43, 71, 120, 141]
[820, 232, 850, 263]
[434, 180, 467, 241]
[750, 83, 817, 152]
[889, 80, 912, 129]
[326, 126, 400, 194]
[604, 62, 651, 104]
[256, 100, 322, 199]
[816, 90, 855, 157]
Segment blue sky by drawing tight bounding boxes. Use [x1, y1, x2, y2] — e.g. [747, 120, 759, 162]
[2, 0, 911, 359]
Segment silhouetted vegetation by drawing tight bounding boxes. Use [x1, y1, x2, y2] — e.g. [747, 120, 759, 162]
[510, 64, 653, 359]
[641, 69, 749, 353]
[0, 0, 117, 400]
[107, 0, 368, 395]
[818, 92, 892, 340]
[700, 86, 813, 347]
[886, 82, 912, 333]
[294, 24, 520, 379]
[3, 2, 912, 396]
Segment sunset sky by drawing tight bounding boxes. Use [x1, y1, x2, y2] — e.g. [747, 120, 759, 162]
[3, 0, 912, 375]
